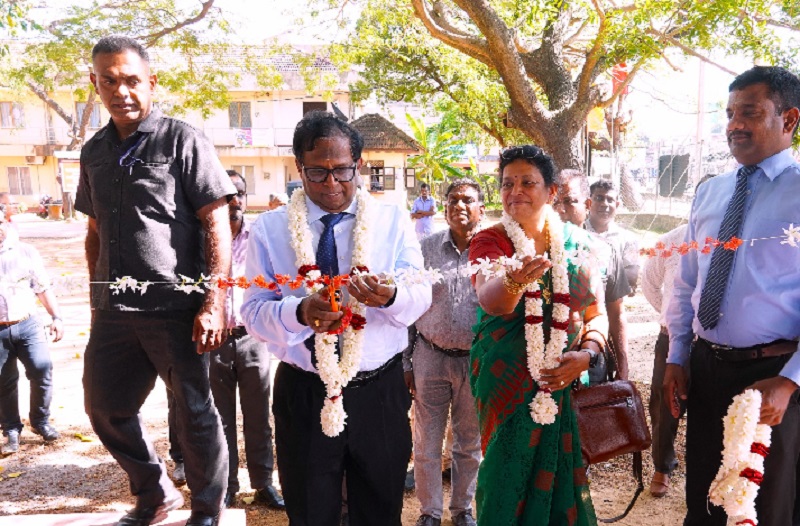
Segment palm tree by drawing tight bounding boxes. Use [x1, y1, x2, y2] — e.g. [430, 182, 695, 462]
[405, 113, 465, 198]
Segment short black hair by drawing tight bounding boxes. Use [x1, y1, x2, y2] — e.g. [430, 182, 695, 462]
[226, 169, 245, 192]
[420, 183, 430, 189]
[92, 35, 149, 62]
[498, 145, 559, 187]
[445, 178, 484, 203]
[589, 179, 616, 197]
[559, 169, 589, 199]
[729, 66, 800, 135]
[292, 111, 364, 164]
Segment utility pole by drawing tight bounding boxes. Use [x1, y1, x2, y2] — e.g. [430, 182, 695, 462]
[694, 59, 706, 186]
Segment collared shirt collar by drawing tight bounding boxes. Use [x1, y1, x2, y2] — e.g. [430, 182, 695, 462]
[233, 218, 251, 243]
[744, 148, 796, 181]
[99, 106, 163, 143]
[305, 194, 358, 224]
[444, 228, 473, 254]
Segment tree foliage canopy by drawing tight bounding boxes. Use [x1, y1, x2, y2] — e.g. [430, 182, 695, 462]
[325, 0, 799, 168]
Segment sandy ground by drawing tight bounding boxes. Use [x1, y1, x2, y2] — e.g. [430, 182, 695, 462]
[0, 215, 687, 524]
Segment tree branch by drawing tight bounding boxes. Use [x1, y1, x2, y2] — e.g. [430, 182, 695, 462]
[597, 60, 644, 108]
[409, 0, 492, 65]
[141, 0, 216, 46]
[27, 81, 74, 127]
[575, 0, 608, 107]
[646, 28, 738, 76]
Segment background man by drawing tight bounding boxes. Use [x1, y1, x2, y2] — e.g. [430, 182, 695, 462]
[209, 170, 284, 510]
[76, 36, 234, 526]
[555, 171, 631, 380]
[641, 223, 687, 498]
[267, 193, 288, 211]
[242, 111, 431, 526]
[0, 205, 64, 456]
[584, 180, 640, 294]
[665, 66, 800, 526]
[403, 179, 483, 526]
[411, 183, 437, 240]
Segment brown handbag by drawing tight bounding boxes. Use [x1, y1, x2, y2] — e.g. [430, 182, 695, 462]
[571, 332, 652, 522]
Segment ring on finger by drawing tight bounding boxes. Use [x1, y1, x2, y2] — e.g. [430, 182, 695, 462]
[314, 319, 320, 327]
[560, 380, 565, 386]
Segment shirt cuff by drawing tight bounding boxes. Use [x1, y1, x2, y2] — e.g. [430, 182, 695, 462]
[279, 295, 306, 334]
[379, 284, 408, 317]
[778, 349, 800, 387]
[666, 343, 690, 368]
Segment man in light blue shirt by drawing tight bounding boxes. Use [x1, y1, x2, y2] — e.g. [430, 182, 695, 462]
[664, 66, 800, 526]
[241, 111, 431, 526]
[411, 183, 437, 240]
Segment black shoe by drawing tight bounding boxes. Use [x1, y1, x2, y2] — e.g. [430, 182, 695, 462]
[184, 511, 219, 526]
[115, 492, 184, 526]
[414, 515, 441, 526]
[1, 430, 19, 456]
[454, 511, 477, 526]
[32, 423, 60, 442]
[404, 469, 415, 492]
[172, 462, 186, 486]
[223, 490, 236, 508]
[441, 467, 452, 482]
[253, 485, 285, 510]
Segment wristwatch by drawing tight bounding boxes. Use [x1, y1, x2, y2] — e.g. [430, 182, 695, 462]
[580, 348, 600, 368]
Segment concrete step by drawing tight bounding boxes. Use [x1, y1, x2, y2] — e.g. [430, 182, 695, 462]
[0, 509, 246, 526]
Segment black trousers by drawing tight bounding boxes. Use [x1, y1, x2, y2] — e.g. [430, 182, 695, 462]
[83, 310, 228, 515]
[685, 340, 800, 526]
[273, 357, 412, 526]
[649, 332, 684, 475]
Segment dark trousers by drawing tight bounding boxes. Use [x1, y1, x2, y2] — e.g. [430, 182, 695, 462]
[685, 340, 800, 526]
[649, 331, 684, 474]
[83, 310, 228, 515]
[167, 387, 183, 463]
[0, 317, 52, 433]
[273, 358, 412, 526]
[209, 332, 274, 493]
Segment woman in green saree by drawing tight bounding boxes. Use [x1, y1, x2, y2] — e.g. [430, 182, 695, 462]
[469, 146, 608, 525]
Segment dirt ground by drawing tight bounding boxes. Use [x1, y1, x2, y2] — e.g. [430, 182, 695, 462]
[0, 215, 687, 525]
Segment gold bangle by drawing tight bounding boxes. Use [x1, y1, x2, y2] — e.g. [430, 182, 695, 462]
[502, 273, 527, 295]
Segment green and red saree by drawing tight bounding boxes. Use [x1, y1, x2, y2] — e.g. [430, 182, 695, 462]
[468, 222, 602, 526]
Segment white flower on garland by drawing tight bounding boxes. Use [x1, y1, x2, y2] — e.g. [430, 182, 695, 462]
[781, 223, 800, 248]
[501, 209, 570, 426]
[287, 188, 371, 437]
[709, 389, 772, 525]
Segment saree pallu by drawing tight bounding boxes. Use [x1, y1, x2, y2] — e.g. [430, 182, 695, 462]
[470, 224, 600, 526]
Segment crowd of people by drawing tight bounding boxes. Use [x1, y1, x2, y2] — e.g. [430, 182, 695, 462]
[0, 33, 799, 526]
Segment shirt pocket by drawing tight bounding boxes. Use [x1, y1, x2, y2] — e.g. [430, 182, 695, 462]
[129, 162, 178, 217]
[747, 218, 800, 276]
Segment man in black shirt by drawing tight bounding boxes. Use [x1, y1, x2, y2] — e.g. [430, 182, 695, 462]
[76, 35, 234, 526]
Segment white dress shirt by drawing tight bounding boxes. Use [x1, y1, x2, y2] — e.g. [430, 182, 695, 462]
[241, 194, 432, 373]
[641, 224, 687, 327]
[0, 228, 51, 321]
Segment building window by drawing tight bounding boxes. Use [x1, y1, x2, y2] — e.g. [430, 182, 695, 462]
[0, 102, 25, 128]
[229, 165, 256, 196]
[7, 167, 32, 195]
[75, 102, 101, 129]
[384, 167, 396, 190]
[229, 102, 252, 128]
[404, 167, 417, 189]
[303, 101, 327, 116]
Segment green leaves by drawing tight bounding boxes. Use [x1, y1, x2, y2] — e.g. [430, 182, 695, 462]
[405, 112, 467, 193]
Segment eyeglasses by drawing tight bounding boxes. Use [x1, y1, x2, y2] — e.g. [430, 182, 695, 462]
[302, 165, 358, 183]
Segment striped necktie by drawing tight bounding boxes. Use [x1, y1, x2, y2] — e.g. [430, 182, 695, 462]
[696, 165, 758, 330]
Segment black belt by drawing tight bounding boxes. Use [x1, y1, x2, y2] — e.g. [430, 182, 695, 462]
[0, 313, 31, 327]
[289, 352, 402, 389]
[417, 332, 470, 358]
[226, 326, 247, 338]
[696, 337, 798, 362]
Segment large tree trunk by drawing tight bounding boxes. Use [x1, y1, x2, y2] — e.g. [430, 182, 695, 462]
[618, 162, 642, 211]
[543, 134, 584, 172]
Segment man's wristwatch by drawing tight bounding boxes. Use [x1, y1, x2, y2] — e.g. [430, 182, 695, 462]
[52, 316, 62, 323]
[580, 347, 600, 368]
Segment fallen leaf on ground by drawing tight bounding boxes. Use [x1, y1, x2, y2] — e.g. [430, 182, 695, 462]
[74, 433, 93, 442]
[7, 472, 23, 478]
[242, 496, 254, 505]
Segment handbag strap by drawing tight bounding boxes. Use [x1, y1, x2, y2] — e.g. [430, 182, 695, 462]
[597, 452, 645, 523]
[581, 328, 618, 382]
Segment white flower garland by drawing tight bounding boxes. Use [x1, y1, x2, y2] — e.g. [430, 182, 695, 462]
[709, 389, 772, 525]
[287, 188, 372, 437]
[501, 209, 570, 425]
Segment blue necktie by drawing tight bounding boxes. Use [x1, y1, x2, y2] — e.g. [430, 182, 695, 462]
[317, 213, 347, 277]
[305, 212, 347, 361]
[696, 165, 758, 330]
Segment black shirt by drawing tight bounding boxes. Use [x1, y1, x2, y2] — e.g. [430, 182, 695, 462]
[75, 108, 235, 311]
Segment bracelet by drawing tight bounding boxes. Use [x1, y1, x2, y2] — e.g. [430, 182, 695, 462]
[52, 316, 62, 322]
[502, 273, 527, 295]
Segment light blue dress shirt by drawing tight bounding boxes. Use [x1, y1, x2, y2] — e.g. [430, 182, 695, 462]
[411, 196, 436, 236]
[666, 149, 800, 385]
[241, 194, 433, 373]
